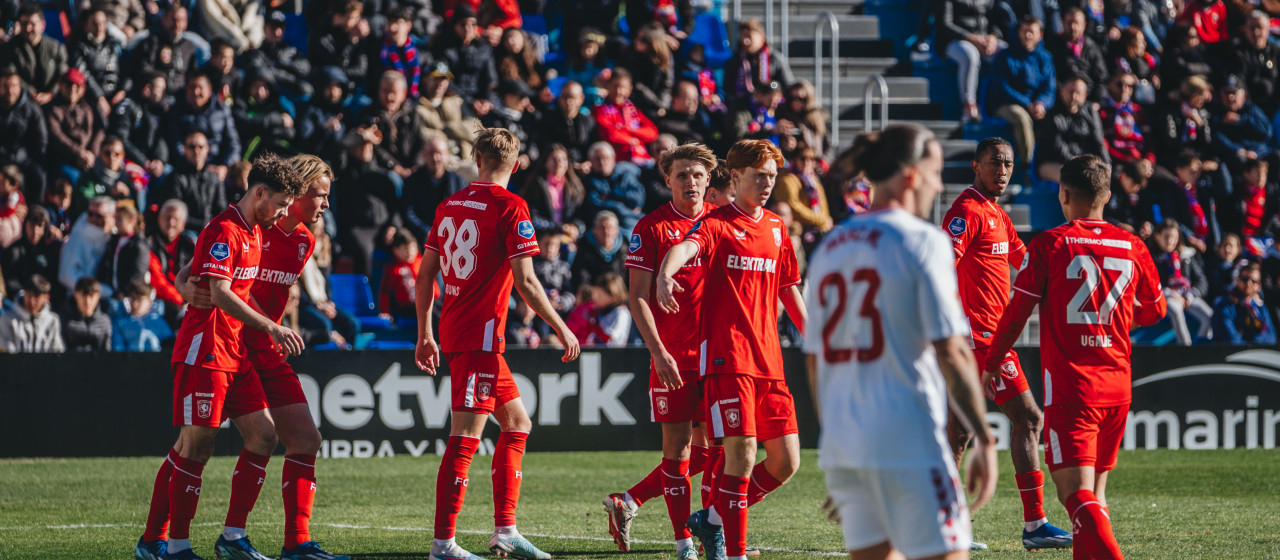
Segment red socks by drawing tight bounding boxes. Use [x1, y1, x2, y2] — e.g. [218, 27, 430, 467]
[167, 454, 206, 540]
[1066, 489, 1124, 560]
[1016, 470, 1047, 522]
[626, 465, 664, 507]
[746, 462, 782, 506]
[660, 458, 692, 540]
[142, 450, 178, 541]
[716, 475, 750, 557]
[434, 436, 480, 539]
[282, 454, 317, 549]
[493, 431, 528, 527]
[702, 447, 724, 510]
[225, 450, 270, 530]
[689, 444, 708, 475]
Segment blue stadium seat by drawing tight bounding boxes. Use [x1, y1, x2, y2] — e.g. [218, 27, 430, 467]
[329, 273, 394, 331]
[523, 13, 548, 35]
[681, 13, 733, 69]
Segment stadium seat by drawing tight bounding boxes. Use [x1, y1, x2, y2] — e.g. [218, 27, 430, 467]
[681, 13, 733, 70]
[913, 56, 961, 121]
[329, 273, 394, 331]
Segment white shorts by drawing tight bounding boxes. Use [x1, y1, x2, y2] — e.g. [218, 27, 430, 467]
[824, 464, 971, 559]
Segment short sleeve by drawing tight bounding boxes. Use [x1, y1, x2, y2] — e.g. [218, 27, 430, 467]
[682, 217, 718, 258]
[424, 211, 441, 253]
[942, 201, 979, 259]
[1011, 235, 1049, 299]
[1006, 215, 1028, 267]
[1131, 240, 1164, 306]
[506, 200, 540, 259]
[915, 230, 971, 342]
[192, 222, 239, 281]
[779, 236, 802, 288]
[624, 219, 658, 271]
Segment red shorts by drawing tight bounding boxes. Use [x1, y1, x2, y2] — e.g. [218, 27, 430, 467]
[972, 345, 1030, 406]
[1044, 404, 1129, 472]
[704, 374, 798, 441]
[445, 351, 520, 413]
[172, 363, 269, 427]
[251, 346, 308, 409]
[650, 372, 704, 423]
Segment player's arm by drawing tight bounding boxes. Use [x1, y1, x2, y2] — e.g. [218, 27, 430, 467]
[512, 255, 581, 363]
[779, 284, 807, 336]
[207, 276, 305, 355]
[934, 334, 997, 512]
[414, 248, 442, 374]
[981, 290, 1038, 386]
[1132, 244, 1169, 327]
[943, 205, 978, 263]
[656, 239, 700, 313]
[804, 353, 820, 418]
[175, 262, 212, 309]
[629, 267, 681, 389]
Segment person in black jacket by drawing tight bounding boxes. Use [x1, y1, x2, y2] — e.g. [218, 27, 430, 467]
[1153, 75, 1215, 167]
[1045, 7, 1108, 102]
[521, 144, 586, 231]
[60, 276, 111, 352]
[238, 12, 313, 100]
[0, 66, 49, 201]
[624, 23, 675, 120]
[357, 71, 429, 180]
[124, 5, 198, 95]
[480, 79, 540, 172]
[94, 203, 149, 297]
[68, 6, 125, 116]
[1105, 159, 1156, 235]
[1210, 79, 1274, 176]
[1158, 23, 1212, 100]
[1213, 11, 1280, 117]
[297, 66, 352, 161]
[655, 79, 716, 147]
[108, 71, 168, 180]
[1036, 76, 1110, 181]
[1, 5, 68, 105]
[307, 0, 373, 94]
[936, 0, 1004, 121]
[402, 137, 467, 240]
[164, 69, 241, 175]
[333, 128, 402, 278]
[152, 130, 226, 234]
[723, 18, 795, 109]
[233, 72, 297, 158]
[430, 5, 498, 114]
[0, 206, 61, 300]
[1150, 219, 1214, 344]
[1148, 151, 1228, 251]
[536, 81, 595, 164]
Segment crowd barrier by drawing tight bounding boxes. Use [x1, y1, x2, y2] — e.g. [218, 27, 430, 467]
[1, 347, 1277, 458]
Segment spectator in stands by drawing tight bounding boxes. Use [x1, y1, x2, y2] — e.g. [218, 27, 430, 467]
[72, 136, 136, 220]
[297, 66, 351, 161]
[98, 0, 146, 41]
[538, 80, 595, 164]
[559, 28, 609, 107]
[0, 164, 25, 249]
[706, 157, 737, 208]
[988, 16, 1055, 173]
[371, 7, 423, 98]
[1237, 159, 1279, 242]
[308, 0, 372, 90]
[1176, 0, 1228, 45]
[723, 18, 795, 109]
[481, 79, 539, 169]
[777, 80, 831, 157]
[625, 23, 675, 120]
[1216, 12, 1280, 118]
[232, 73, 297, 158]
[567, 270, 631, 347]
[495, 28, 545, 95]
[0, 65, 48, 202]
[581, 142, 645, 238]
[378, 230, 421, 320]
[1105, 159, 1155, 235]
[1036, 76, 1109, 182]
[2, 5, 68, 106]
[205, 38, 243, 122]
[194, 0, 264, 53]
[109, 72, 168, 181]
[165, 69, 240, 177]
[773, 146, 833, 238]
[58, 196, 114, 295]
[126, 5, 198, 95]
[1206, 233, 1242, 299]
[359, 71, 429, 181]
[1099, 71, 1154, 167]
[223, 160, 251, 203]
[1151, 220, 1214, 344]
[570, 210, 627, 291]
[532, 227, 575, 317]
[95, 204, 148, 298]
[0, 274, 64, 353]
[594, 69, 660, 166]
[153, 130, 226, 234]
[639, 134, 678, 214]
[2, 207, 60, 299]
[403, 138, 467, 240]
[431, 5, 498, 116]
[766, 198, 807, 277]
[1110, 28, 1159, 104]
[1046, 7, 1109, 102]
[937, 0, 1005, 121]
[522, 144, 586, 232]
[68, 5, 124, 117]
[61, 276, 111, 352]
[239, 12, 312, 100]
[41, 180, 72, 238]
[1211, 78, 1274, 176]
[298, 214, 360, 348]
[46, 69, 105, 187]
[109, 278, 172, 351]
[333, 128, 402, 278]
[1148, 151, 1223, 250]
[656, 79, 716, 147]
[1158, 24, 1212, 101]
[730, 80, 786, 146]
[1154, 76, 1215, 168]
[147, 199, 193, 313]
[1212, 262, 1276, 343]
[415, 61, 480, 163]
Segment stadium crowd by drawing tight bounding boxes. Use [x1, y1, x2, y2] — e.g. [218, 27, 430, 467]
[0, 0, 1276, 352]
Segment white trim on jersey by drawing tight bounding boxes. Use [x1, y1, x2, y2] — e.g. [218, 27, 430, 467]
[464, 373, 477, 408]
[1049, 428, 1062, 465]
[648, 389, 655, 422]
[183, 393, 193, 425]
[710, 401, 724, 438]
[1044, 368, 1053, 406]
[699, 340, 707, 378]
[482, 319, 495, 352]
[184, 332, 204, 365]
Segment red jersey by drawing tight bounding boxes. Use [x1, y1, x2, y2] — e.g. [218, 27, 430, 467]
[625, 201, 715, 371]
[172, 205, 262, 372]
[944, 187, 1028, 344]
[998, 219, 1164, 407]
[425, 182, 540, 353]
[684, 203, 801, 380]
[244, 222, 315, 355]
[380, 255, 423, 313]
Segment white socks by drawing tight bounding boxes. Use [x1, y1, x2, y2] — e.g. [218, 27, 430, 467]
[707, 506, 723, 526]
[168, 539, 191, 553]
[676, 537, 695, 553]
[621, 492, 639, 511]
[494, 525, 520, 538]
[1026, 517, 1048, 532]
[222, 527, 246, 541]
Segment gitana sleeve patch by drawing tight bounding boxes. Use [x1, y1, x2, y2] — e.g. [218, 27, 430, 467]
[947, 217, 967, 236]
[629, 233, 642, 253]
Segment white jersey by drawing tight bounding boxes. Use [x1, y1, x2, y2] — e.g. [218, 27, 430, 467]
[803, 208, 970, 469]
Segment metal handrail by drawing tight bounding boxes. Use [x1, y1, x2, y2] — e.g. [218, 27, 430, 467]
[759, 0, 791, 57]
[813, 11, 839, 160]
[764, 0, 774, 52]
[862, 74, 888, 132]
[780, 0, 790, 58]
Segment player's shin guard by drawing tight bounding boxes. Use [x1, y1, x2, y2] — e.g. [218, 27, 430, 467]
[746, 462, 782, 506]
[661, 458, 693, 540]
[627, 465, 664, 507]
[702, 447, 724, 510]
[225, 450, 271, 531]
[281, 453, 317, 549]
[1066, 489, 1124, 560]
[435, 435, 480, 540]
[167, 455, 206, 540]
[492, 430, 528, 528]
[142, 450, 179, 541]
[1016, 470, 1048, 523]
[717, 475, 750, 557]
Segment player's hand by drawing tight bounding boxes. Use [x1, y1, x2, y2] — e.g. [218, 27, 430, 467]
[965, 433, 999, 513]
[269, 324, 306, 356]
[821, 495, 841, 523]
[653, 350, 682, 389]
[181, 280, 213, 310]
[980, 369, 997, 393]
[416, 337, 440, 374]
[557, 328, 581, 362]
[656, 275, 684, 314]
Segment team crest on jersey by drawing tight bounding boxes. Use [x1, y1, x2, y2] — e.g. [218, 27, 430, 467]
[725, 408, 741, 429]
[197, 399, 212, 419]
[772, 228, 782, 247]
[210, 242, 230, 261]
[298, 243, 308, 262]
[656, 396, 669, 416]
[517, 220, 535, 239]
[629, 233, 642, 253]
[478, 382, 492, 402]
[948, 217, 966, 236]
[1001, 359, 1019, 380]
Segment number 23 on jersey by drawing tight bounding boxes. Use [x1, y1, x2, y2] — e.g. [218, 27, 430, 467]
[817, 269, 885, 364]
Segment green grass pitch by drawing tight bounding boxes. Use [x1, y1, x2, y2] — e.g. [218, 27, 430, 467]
[1, 449, 1278, 559]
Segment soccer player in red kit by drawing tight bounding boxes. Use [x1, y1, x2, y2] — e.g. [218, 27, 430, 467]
[983, 155, 1167, 560]
[603, 143, 718, 559]
[414, 128, 581, 560]
[657, 139, 808, 560]
[135, 154, 307, 560]
[942, 138, 1072, 550]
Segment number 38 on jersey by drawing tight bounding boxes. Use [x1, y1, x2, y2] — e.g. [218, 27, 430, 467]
[437, 217, 479, 280]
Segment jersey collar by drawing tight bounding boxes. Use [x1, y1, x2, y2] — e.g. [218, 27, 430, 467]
[470, 181, 503, 190]
[272, 221, 308, 237]
[667, 201, 708, 221]
[728, 201, 763, 223]
[227, 204, 254, 232]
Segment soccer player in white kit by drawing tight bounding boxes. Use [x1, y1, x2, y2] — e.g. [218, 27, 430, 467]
[803, 124, 998, 560]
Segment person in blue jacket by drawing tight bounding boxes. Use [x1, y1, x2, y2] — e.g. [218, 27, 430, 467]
[1212, 262, 1277, 344]
[109, 279, 173, 351]
[987, 15, 1056, 174]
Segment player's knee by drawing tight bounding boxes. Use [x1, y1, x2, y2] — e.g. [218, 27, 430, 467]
[244, 428, 280, 455]
[284, 425, 323, 455]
